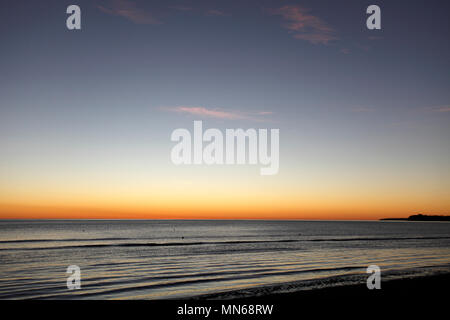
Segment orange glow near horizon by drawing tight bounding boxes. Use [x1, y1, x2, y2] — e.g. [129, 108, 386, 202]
[1, 195, 447, 220]
[1, 150, 448, 221]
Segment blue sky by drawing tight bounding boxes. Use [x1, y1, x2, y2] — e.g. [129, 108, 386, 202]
[0, 0, 449, 219]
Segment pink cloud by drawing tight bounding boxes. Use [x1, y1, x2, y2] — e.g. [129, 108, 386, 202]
[271, 5, 337, 44]
[257, 111, 274, 115]
[98, 0, 161, 25]
[173, 107, 242, 120]
[431, 106, 450, 113]
[163, 106, 273, 121]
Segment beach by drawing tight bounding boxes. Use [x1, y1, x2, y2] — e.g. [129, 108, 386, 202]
[2, 273, 448, 318]
[218, 273, 450, 318]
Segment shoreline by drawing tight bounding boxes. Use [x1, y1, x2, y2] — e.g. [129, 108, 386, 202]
[188, 266, 450, 300]
[229, 272, 450, 307]
[223, 272, 450, 315]
[1, 273, 449, 318]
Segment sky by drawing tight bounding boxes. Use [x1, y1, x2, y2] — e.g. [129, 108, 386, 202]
[0, 0, 449, 220]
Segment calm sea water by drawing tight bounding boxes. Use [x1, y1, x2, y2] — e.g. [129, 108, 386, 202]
[0, 220, 449, 299]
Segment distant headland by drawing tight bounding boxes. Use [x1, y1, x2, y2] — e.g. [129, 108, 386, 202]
[380, 214, 450, 221]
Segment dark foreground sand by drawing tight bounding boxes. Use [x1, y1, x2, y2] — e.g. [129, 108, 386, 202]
[230, 273, 450, 317]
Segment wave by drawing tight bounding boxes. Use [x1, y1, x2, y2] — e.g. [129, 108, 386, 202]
[0, 238, 137, 244]
[189, 265, 450, 300]
[0, 239, 299, 251]
[1, 236, 449, 251]
[0, 265, 365, 299]
[308, 236, 450, 242]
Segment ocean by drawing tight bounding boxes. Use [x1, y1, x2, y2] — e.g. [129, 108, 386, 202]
[0, 220, 449, 299]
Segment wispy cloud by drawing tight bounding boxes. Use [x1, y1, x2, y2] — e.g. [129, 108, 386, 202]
[162, 106, 273, 121]
[429, 106, 450, 113]
[270, 5, 337, 45]
[256, 111, 274, 115]
[98, 0, 161, 25]
[171, 106, 242, 120]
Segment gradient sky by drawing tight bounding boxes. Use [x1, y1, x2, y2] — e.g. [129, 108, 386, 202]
[0, 0, 449, 220]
